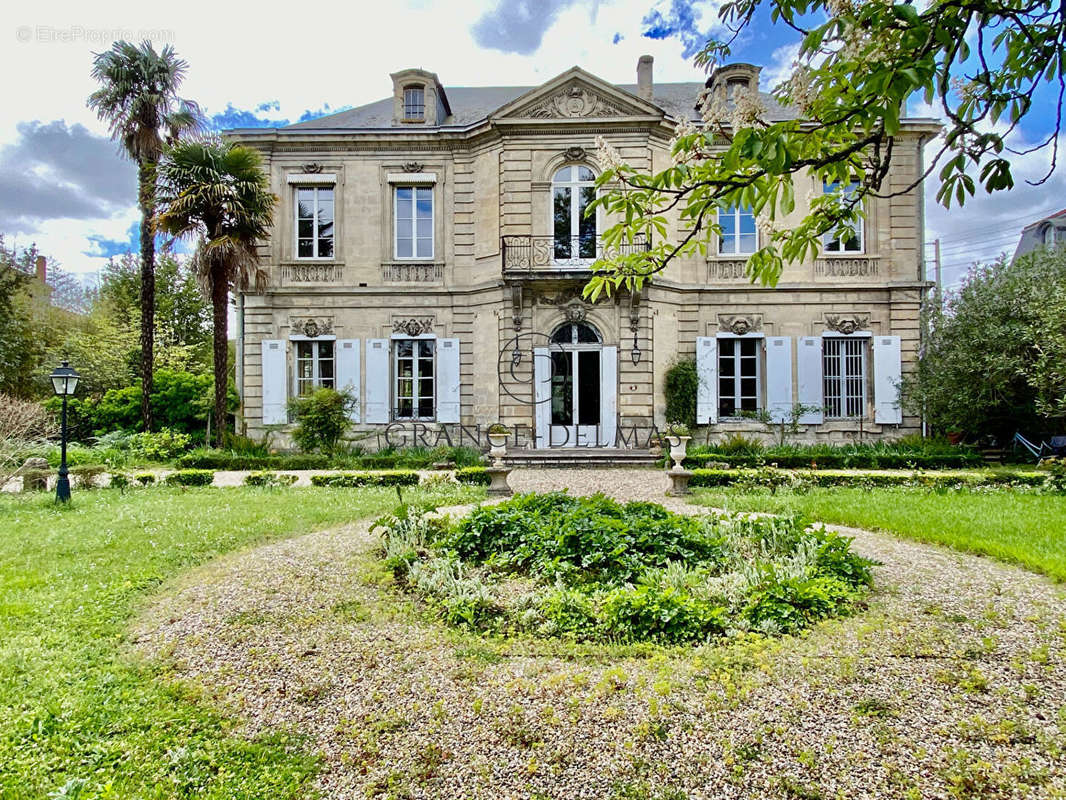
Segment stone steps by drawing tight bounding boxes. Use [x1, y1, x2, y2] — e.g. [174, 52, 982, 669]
[503, 449, 659, 469]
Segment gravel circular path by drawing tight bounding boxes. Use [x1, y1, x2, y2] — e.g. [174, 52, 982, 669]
[133, 469, 1066, 799]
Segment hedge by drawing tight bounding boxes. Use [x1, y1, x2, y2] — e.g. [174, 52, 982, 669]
[164, 469, 216, 486]
[682, 451, 984, 470]
[455, 467, 491, 485]
[688, 468, 1047, 490]
[309, 471, 420, 488]
[177, 453, 331, 470]
[244, 471, 298, 487]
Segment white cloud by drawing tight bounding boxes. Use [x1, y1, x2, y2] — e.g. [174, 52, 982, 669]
[2, 0, 717, 273]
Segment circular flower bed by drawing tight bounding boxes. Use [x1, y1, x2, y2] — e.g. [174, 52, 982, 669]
[374, 492, 874, 644]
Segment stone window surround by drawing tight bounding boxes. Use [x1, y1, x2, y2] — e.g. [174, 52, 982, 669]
[706, 175, 880, 266]
[282, 165, 344, 266]
[381, 166, 445, 267]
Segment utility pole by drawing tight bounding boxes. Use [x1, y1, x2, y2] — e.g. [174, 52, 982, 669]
[933, 238, 943, 309]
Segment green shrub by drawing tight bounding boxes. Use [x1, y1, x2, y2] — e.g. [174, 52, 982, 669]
[310, 471, 419, 488]
[444, 492, 720, 586]
[600, 583, 728, 643]
[683, 440, 984, 470]
[743, 572, 855, 633]
[20, 469, 50, 492]
[455, 467, 491, 485]
[134, 472, 156, 486]
[663, 359, 698, 428]
[688, 467, 1045, 491]
[287, 387, 354, 454]
[164, 469, 215, 486]
[376, 493, 872, 646]
[71, 370, 238, 436]
[109, 473, 130, 490]
[127, 428, 192, 461]
[70, 464, 105, 489]
[244, 471, 298, 487]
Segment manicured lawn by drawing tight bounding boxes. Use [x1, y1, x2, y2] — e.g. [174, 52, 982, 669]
[692, 487, 1066, 581]
[0, 484, 481, 800]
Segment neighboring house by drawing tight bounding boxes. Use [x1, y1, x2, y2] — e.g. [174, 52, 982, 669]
[229, 58, 939, 449]
[1013, 208, 1066, 260]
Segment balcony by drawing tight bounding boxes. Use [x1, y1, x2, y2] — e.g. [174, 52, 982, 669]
[502, 235, 649, 277]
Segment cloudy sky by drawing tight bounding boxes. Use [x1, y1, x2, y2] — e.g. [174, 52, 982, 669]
[2, 0, 1063, 289]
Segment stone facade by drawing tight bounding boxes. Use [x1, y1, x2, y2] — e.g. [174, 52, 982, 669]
[230, 60, 939, 449]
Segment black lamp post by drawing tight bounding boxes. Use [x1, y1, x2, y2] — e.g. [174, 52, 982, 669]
[50, 361, 80, 503]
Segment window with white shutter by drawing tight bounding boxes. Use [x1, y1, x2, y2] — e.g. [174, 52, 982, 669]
[872, 336, 903, 424]
[695, 337, 718, 425]
[261, 340, 287, 425]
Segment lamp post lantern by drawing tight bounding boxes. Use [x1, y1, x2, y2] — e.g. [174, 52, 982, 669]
[50, 361, 80, 503]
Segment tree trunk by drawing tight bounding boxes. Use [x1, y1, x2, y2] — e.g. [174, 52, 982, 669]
[211, 262, 229, 449]
[138, 158, 157, 432]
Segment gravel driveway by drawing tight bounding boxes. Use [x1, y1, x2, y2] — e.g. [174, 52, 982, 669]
[133, 469, 1066, 799]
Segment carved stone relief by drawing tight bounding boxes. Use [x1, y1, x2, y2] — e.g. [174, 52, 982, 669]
[290, 316, 334, 338]
[520, 84, 627, 118]
[401, 162, 424, 173]
[391, 316, 436, 337]
[718, 314, 762, 336]
[824, 313, 870, 335]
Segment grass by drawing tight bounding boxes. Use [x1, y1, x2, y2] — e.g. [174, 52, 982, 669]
[0, 484, 481, 800]
[691, 487, 1066, 581]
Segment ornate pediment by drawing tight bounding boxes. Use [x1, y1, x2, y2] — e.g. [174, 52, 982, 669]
[492, 68, 661, 122]
[518, 83, 628, 119]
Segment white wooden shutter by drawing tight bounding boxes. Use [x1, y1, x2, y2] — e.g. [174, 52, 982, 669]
[534, 347, 550, 448]
[873, 335, 903, 424]
[260, 339, 287, 425]
[796, 336, 824, 424]
[765, 336, 792, 423]
[365, 339, 390, 423]
[436, 338, 461, 423]
[696, 336, 718, 425]
[599, 346, 617, 447]
[336, 339, 361, 422]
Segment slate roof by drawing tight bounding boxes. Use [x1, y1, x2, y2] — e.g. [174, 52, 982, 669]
[1013, 207, 1066, 260]
[278, 81, 799, 132]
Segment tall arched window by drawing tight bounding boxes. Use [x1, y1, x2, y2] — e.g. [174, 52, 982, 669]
[552, 166, 597, 262]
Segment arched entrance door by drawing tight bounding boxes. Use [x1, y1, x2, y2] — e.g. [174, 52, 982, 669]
[534, 322, 617, 448]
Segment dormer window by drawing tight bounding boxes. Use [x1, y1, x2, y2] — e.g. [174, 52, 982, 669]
[727, 77, 750, 92]
[403, 86, 425, 121]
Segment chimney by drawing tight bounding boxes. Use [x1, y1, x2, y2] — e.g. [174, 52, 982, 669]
[35, 255, 46, 284]
[637, 55, 653, 101]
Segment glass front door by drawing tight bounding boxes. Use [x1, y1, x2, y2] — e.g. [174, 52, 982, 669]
[548, 322, 602, 447]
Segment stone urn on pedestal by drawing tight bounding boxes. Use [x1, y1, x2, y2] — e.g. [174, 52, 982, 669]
[484, 424, 513, 496]
[664, 424, 693, 496]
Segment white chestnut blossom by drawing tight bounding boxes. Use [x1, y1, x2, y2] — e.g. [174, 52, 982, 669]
[698, 88, 729, 131]
[730, 85, 767, 132]
[756, 213, 778, 237]
[595, 135, 625, 172]
[783, 65, 816, 115]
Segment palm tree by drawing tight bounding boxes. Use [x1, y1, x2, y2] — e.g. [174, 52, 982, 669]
[156, 139, 277, 447]
[88, 40, 200, 431]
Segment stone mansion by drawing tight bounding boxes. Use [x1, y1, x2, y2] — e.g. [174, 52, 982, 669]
[230, 58, 939, 449]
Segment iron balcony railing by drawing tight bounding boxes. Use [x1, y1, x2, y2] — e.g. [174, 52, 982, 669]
[502, 234, 649, 271]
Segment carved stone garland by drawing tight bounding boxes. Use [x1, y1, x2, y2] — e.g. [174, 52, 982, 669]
[290, 317, 334, 338]
[718, 314, 762, 336]
[392, 317, 435, 337]
[824, 313, 869, 335]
